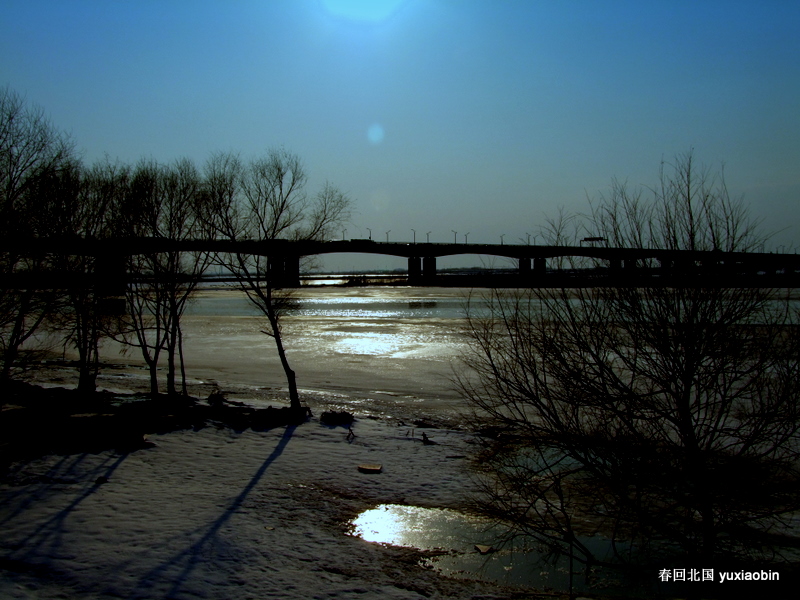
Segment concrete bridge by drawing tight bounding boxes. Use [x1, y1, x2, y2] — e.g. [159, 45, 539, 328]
[4, 236, 800, 288]
[216, 238, 800, 287]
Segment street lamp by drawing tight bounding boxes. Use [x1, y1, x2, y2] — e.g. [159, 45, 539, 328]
[452, 230, 457, 243]
[366, 227, 372, 240]
[500, 234, 505, 245]
[464, 232, 470, 243]
[426, 231, 431, 243]
[411, 229, 416, 243]
[342, 229, 347, 240]
[385, 230, 391, 243]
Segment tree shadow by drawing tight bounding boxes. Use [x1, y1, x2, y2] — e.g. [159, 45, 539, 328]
[3, 452, 129, 561]
[130, 425, 296, 599]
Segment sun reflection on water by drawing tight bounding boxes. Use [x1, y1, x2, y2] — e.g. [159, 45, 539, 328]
[335, 333, 403, 355]
[350, 505, 639, 594]
[351, 504, 468, 549]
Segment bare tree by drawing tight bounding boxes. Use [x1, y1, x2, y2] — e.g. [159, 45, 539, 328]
[587, 149, 765, 254]
[160, 158, 211, 395]
[56, 159, 131, 392]
[204, 148, 350, 412]
[0, 86, 74, 383]
[457, 152, 800, 570]
[26, 158, 101, 392]
[113, 157, 209, 396]
[0, 86, 75, 234]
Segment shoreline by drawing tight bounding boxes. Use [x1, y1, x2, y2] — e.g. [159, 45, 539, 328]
[0, 374, 537, 600]
[4, 377, 799, 598]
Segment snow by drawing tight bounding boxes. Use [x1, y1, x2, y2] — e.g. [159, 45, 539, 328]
[0, 411, 522, 599]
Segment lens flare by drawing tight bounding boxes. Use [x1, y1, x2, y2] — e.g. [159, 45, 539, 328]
[367, 123, 385, 144]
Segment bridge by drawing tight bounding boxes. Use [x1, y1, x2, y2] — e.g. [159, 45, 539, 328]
[242, 239, 800, 287]
[4, 236, 800, 288]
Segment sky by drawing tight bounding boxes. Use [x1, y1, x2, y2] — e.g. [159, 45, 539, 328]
[2, 0, 799, 270]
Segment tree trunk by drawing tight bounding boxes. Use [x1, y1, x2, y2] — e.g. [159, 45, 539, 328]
[77, 363, 97, 393]
[178, 326, 188, 396]
[149, 363, 159, 397]
[166, 322, 178, 396]
[267, 306, 300, 411]
[74, 300, 99, 394]
[1, 292, 32, 383]
[143, 347, 160, 397]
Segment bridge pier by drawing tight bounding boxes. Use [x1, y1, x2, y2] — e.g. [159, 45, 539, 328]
[408, 256, 422, 284]
[284, 255, 301, 287]
[268, 255, 285, 284]
[422, 256, 436, 282]
[518, 258, 531, 277]
[518, 258, 546, 281]
[269, 255, 301, 287]
[408, 256, 435, 284]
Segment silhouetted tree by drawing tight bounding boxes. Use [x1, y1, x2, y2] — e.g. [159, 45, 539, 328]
[204, 148, 350, 411]
[44, 158, 131, 392]
[457, 151, 800, 570]
[0, 86, 74, 382]
[114, 157, 209, 396]
[160, 158, 211, 395]
[587, 150, 764, 253]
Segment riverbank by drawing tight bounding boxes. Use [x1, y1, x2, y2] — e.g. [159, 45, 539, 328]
[0, 379, 548, 600]
[3, 379, 798, 599]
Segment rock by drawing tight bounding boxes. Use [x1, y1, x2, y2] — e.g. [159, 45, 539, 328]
[207, 391, 226, 407]
[357, 463, 382, 474]
[320, 410, 355, 426]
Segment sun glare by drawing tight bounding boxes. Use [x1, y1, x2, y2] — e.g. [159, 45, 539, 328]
[320, 0, 406, 22]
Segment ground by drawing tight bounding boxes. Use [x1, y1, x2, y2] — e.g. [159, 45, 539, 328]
[0, 382, 554, 600]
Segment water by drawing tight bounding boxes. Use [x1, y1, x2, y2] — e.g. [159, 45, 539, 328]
[351, 504, 638, 595]
[175, 286, 479, 418]
[187, 285, 473, 320]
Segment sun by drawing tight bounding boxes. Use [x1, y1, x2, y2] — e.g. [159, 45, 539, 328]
[320, 0, 406, 23]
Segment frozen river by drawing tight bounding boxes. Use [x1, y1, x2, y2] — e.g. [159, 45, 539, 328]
[172, 286, 479, 422]
[30, 285, 482, 423]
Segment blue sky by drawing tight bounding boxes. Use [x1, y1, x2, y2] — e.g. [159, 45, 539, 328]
[2, 0, 799, 269]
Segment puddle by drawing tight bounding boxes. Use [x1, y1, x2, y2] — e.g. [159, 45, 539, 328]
[352, 504, 484, 550]
[351, 504, 647, 595]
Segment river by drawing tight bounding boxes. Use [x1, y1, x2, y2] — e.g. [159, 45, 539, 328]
[162, 285, 480, 423]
